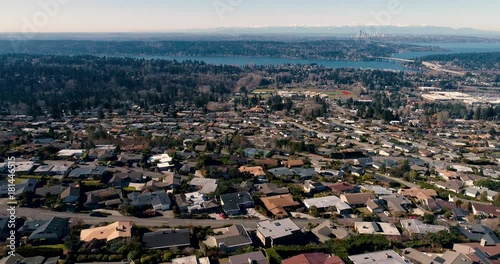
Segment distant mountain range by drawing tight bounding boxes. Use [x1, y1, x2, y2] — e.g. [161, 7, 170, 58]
[191, 25, 500, 37]
[1, 26, 499, 41]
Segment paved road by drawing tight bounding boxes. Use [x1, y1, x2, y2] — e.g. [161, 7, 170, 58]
[422, 61, 465, 76]
[0, 205, 325, 229]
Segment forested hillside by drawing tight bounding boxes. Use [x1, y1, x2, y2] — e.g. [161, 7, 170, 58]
[0, 39, 426, 60]
[0, 55, 243, 116]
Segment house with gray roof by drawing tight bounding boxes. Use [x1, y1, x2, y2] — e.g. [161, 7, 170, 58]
[128, 191, 172, 211]
[459, 224, 500, 245]
[219, 192, 254, 216]
[27, 217, 69, 243]
[142, 228, 191, 249]
[18, 219, 47, 236]
[256, 218, 301, 247]
[227, 251, 267, 264]
[203, 225, 252, 252]
[268, 167, 294, 178]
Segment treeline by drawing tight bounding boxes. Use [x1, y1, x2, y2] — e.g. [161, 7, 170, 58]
[420, 52, 500, 70]
[0, 39, 417, 60]
[0, 54, 243, 116]
[419, 103, 500, 121]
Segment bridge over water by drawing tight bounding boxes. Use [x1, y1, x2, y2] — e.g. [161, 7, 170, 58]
[376, 57, 416, 63]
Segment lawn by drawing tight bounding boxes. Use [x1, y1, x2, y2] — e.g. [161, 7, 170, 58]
[82, 180, 102, 186]
[18, 175, 43, 179]
[31, 244, 66, 250]
[251, 88, 275, 94]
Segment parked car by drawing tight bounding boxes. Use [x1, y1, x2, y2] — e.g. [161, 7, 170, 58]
[219, 212, 228, 219]
[89, 211, 108, 217]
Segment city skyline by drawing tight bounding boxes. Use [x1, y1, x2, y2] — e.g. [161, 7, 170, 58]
[1, 0, 500, 33]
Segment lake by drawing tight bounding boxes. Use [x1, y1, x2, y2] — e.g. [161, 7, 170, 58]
[139, 42, 500, 71]
[139, 55, 407, 71]
[393, 42, 500, 59]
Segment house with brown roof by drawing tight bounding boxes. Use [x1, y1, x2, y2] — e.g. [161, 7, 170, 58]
[326, 182, 356, 194]
[254, 183, 289, 196]
[261, 194, 300, 218]
[400, 188, 438, 201]
[472, 203, 500, 217]
[238, 166, 265, 177]
[340, 193, 374, 208]
[282, 253, 345, 264]
[453, 243, 500, 263]
[282, 159, 304, 168]
[80, 221, 132, 242]
[435, 180, 462, 193]
[436, 169, 460, 180]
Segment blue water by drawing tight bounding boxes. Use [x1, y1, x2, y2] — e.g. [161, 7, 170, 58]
[137, 42, 500, 71]
[394, 42, 500, 59]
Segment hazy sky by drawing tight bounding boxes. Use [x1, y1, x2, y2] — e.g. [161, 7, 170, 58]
[1, 0, 499, 32]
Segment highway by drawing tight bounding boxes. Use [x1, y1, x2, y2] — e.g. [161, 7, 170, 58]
[422, 61, 465, 76]
[0, 205, 325, 229]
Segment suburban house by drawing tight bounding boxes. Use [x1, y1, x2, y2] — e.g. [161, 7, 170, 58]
[109, 172, 144, 187]
[174, 192, 219, 214]
[84, 188, 123, 209]
[303, 196, 351, 215]
[238, 166, 266, 177]
[381, 195, 412, 214]
[189, 178, 218, 194]
[17, 219, 47, 236]
[282, 253, 345, 264]
[311, 221, 349, 243]
[282, 159, 304, 168]
[400, 219, 448, 236]
[453, 242, 500, 263]
[366, 199, 385, 213]
[354, 222, 401, 236]
[142, 229, 191, 249]
[60, 186, 80, 204]
[80, 221, 133, 242]
[326, 182, 356, 194]
[435, 180, 462, 193]
[292, 168, 317, 180]
[27, 217, 70, 244]
[0, 217, 10, 240]
[256, 218, 301, 247]
[268, 167, 295, 178]
[400, 188, 438, 201]
[340, 193, 374, 208]
[203, 225, 252, 252]
[472, 203, 500, 217]
[0, 254, 60, 264]
[219, 192, 254, 216]
[349, 250, 406, 264]
[459, 224, 500, 245]
[260, 194, 300, 218]
[227, 251, 267, 264]
[464, 187, 498, 201]
[254, 183, 289, 196]
[127, 191, 172, 211]
[303, 181, 328, 194]
[68, 165, 107, 179]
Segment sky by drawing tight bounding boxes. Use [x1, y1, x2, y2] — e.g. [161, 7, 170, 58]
[0, 0, 499, 32]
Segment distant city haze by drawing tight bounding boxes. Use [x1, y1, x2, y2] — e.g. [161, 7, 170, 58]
[0, 0, 499, 33]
